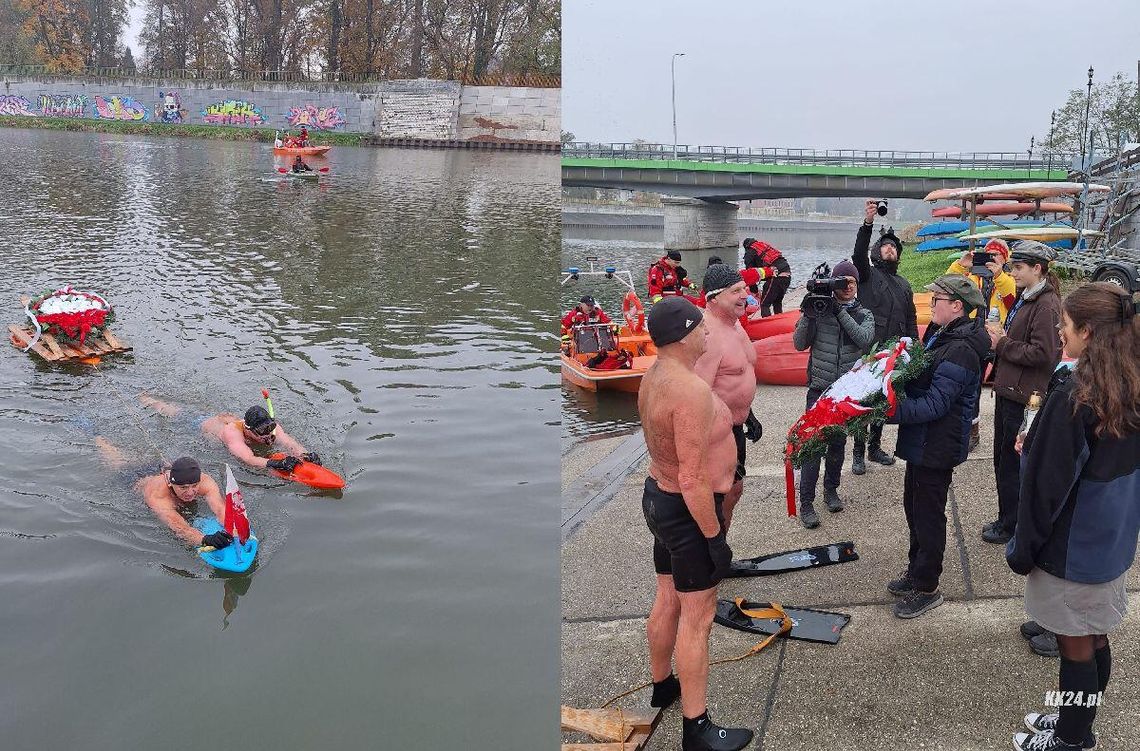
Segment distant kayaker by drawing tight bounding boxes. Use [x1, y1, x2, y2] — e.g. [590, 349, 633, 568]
[560, 295, 612, 335]
[647, 250, 696, 302]
[291, 156, 312, 173]
[138, 396, 321, 474]
[742, 238, 792, 316]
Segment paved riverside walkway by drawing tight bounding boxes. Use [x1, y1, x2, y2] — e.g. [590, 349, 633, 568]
[562, 385, 1140, 750]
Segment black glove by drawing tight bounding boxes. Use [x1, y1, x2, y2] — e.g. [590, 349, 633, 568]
[301, 452, 322, 466]
[828, 297, 841, 317]
[707, 530, 733, 580]
[743, 410, 763, 442]
[267, 456, 301, 472]
[201, 530, 233, 549]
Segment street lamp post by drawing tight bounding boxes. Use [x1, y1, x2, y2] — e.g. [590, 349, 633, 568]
[1028, 136, 1034, 177]
[1081, 66, 1094, 170]
[671, 52, 685, 160]
[1046, 110, 1055, 174]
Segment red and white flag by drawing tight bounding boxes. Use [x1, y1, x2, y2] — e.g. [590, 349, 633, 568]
[223, 464, 251, 543]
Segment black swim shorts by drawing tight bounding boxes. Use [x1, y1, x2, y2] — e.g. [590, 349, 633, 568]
[642, 477, 726, 592]
[732, 424, 747, 483]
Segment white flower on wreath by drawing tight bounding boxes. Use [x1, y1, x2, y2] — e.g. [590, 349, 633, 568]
[822, 337, 915, 404]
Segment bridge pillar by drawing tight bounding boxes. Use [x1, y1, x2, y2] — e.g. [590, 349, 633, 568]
[663, 197, 739, 271]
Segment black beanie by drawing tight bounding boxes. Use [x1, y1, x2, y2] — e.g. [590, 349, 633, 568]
[666, 250, 682, 261]
[169, 456, 201, 485]
[648, 297, 703, 347]
[702, 263, 743, 299]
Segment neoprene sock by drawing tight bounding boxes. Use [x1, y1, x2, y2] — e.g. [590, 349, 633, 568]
[1089, 642, 1112, 725]
[650, 673, 681, 708]
[1055, 657, 1098, 745]
[681, 711, 753, 751]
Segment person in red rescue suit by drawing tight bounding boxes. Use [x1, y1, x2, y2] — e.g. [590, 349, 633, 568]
[561, 295, 612, 335]
[648, 250, 696, 302]
[742, 238, 793, 316]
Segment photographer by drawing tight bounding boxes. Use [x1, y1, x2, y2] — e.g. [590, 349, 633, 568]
[886, 276, 989, 619]
[851, 199, 919, 474]
[982, 241, 1062, 546]
[791, 260, 874, 528]
[742, 238, 792, 316]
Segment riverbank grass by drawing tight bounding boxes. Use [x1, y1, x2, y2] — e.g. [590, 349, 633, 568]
[0, 115, 366, 146]
[898, 246, 961, 289]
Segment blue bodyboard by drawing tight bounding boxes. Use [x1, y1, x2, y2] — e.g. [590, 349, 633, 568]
[193, 518, 258, 573]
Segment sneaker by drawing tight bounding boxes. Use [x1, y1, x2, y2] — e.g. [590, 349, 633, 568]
[1013, 729, 1085, 750]
[886, 571, 915, 597]
[868, 446, 896, 466]
[1029, 631, 1060, 658]
[851, 453, 866, 475]
[824, 487, 844, 512]
[799, 504, 820, 529]
[1023, 715, 1096, 749]
[681, 715, 754, 751]
[1020, 621, 1048, 641]
[893, 589, 943, 619]
[982, 524, 1013, 544]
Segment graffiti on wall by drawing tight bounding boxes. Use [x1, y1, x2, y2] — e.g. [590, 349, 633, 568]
[285, 104, 346, 130]
[94, 95, 148, 121]
[39, 94, 88, 118]
[0, 95, 37, 117]
[157, 91, 186, 123]
[202, 100, 266, 126]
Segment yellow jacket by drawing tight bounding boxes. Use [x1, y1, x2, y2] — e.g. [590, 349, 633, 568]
[946, 260, 1018, 323]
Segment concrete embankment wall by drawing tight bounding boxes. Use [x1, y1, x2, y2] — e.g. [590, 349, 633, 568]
[0, 75, 560, 143]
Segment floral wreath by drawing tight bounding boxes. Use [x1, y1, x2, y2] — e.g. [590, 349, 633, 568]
[23, 285, 114, 350]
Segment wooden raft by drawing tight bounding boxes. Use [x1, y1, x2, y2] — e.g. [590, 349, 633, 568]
[561, 705, 662, 751]
[9, 296, 131, 362]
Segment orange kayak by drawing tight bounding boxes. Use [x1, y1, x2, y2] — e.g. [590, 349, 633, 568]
[742, 310, 799, 341]
[269, 453, 345, 489]
[273, 145, 331, 156]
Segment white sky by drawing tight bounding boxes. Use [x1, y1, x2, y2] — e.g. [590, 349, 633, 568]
[122, 2, 145, 56]
[563, 0, 1140, 151]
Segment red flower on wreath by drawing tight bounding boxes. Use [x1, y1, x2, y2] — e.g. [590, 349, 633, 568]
[29, 287, 113, 345]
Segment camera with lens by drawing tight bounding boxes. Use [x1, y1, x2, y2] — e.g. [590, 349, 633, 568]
[876, 199, 889, 216]
[802, 263, 847, 318]
[970, 249, 995, 277]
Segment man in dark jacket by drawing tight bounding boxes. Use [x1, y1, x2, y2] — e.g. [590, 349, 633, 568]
[791, 260, 875, 528]
[852, 200, 919, 474]
[886, 275, 988, 619]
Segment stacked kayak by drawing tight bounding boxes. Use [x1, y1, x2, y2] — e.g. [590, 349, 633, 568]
[916, 220, 1076, 252]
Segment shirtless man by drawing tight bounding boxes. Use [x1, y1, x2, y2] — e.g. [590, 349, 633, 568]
[638, 297, 753, 751]
[139, 395, 320, 474]
[135, 456, 231, 548]
[694, 264, 760, 530]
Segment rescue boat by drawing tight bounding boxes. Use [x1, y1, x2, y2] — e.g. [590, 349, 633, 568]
[273, 145, 332, 156]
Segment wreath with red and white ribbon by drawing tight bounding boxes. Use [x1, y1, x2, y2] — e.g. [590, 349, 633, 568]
[23, 286, 114, 349]
[782, 337, 928, 516]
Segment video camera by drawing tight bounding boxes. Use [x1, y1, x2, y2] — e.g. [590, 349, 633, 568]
[802, 263, 847, 318]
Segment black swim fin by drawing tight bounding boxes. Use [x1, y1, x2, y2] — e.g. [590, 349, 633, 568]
[726, 541, 858, 578]
[714, 599, 851, 645]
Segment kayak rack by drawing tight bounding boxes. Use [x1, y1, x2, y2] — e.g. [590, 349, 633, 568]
[561, 705, 662, 751]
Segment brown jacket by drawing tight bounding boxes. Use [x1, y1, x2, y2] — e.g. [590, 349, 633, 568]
[992, 282, 1062, 404]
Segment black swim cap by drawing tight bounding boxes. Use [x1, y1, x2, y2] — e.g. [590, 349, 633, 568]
[648, 296, 703, 347]
[169, 456, 201, 485]
[244, 405, 273, 429]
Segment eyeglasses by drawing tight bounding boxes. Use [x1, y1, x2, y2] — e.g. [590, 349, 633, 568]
[931, 296, 956, 305]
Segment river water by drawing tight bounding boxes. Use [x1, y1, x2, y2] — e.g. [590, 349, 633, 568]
[0, 129, 559, 750]
[561, 221, 860, 445]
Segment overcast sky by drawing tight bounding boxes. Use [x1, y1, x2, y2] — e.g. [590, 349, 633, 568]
[563, 0, 1140, 152]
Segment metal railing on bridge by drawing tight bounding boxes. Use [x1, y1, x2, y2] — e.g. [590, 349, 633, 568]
[564, 142, 1074, 172]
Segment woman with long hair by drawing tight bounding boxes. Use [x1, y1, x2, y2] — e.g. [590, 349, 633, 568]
[1007, 283, 1140, 751]
[982, 240, 1063, 545]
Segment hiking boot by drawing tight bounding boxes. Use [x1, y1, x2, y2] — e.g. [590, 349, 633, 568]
[887, 570, 915, 597]
[893, 589, 943, 619]
[851, 452, 866, 475]
[799, 503, 820, 529]
[1030, 631, 1060, 658]
[681, 713, 754, 751]
[1013, 729, 1087, 751]
[982, 524, 1013, 544]
[1020, 620, 1048, 641]
[867, 446, 896, 466]
[823, 487, 844, 512]
[968, 422, 980, 452]
[1024, 715, 1097, 749]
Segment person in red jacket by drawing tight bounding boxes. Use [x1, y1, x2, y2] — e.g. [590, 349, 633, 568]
[299, 126, 309, 146]
[561, 295, 612, 335]
[742, 238, 793, 316]
[648, 251, 695, 301]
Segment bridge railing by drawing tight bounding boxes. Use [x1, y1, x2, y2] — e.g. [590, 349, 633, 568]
[564, 142, 1074, 171]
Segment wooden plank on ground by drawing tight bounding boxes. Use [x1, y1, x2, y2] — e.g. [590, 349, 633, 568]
[560, 706, 656, 741]
[8, 325, 58, 361]
[562, 732, 651, 751]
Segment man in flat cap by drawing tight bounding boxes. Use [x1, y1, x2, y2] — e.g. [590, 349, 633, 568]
[638, 296, 753, 750]
[886, 275, 990, 619]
